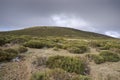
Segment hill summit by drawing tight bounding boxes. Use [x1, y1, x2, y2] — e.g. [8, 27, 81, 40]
[0, 26, 112, 39]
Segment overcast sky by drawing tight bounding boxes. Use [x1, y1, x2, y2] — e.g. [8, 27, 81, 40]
[0, 0, 120, 38]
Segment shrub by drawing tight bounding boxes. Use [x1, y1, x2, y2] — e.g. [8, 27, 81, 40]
[72, 75, 91, 80]
[9, 35, 31, 44]
[31, 72, 49, 80]
[18, 46, 28, 53]
[34, 56, 47, 66]
[0, 49, 7, 61]
[0, 37, 7, 46]
[4, 48, 18, 54]
[55, 43, 64, 49]
[92, 55, 105, 64]
[89, 41, 101, 48]
[50, 68, 70, 80]
[24, 40, 55, 48]
[46, 55, 86, 74]
[53, 46, 59, 51]
[31, 68, 91, 80]
[68, 45, 89, 54]
[100, 51, 120, 62]
[0, 49, 18, 62]
[85, 54, 105, 64]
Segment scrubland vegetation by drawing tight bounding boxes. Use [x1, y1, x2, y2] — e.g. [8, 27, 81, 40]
[0, 27, 120, 80]
[0, 35, 119, 63]
[31, 68, 91, 80]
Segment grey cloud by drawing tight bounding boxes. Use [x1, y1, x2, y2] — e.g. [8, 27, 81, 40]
[0, 0, 120, 37]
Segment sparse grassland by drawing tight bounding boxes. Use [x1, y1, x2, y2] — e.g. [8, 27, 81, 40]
[0, 28, 120, 80]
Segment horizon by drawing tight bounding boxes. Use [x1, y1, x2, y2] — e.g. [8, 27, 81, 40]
[0, 26, 118, 38]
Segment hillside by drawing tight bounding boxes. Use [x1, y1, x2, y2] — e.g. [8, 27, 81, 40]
[0, 26, 113, 39]
[0, 27, 120, 80]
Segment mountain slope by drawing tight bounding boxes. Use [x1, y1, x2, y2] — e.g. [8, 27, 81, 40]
[0, 26, 113, 39]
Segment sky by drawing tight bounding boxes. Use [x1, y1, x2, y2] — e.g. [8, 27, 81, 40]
[0, 0, 120, 38]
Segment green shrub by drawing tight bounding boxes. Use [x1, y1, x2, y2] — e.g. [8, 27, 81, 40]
[31, 68, 91, 80]
[85, 54, 105, 64]
[0, 49, 18, 61]
[53, 46, 59, 51]
[24, 40, 55, 48]
[34, 56, 47, 66]
[0, 49, 7, 61]
[50, 68, 70, 80]
[0, 36, 7, 46]
[89, 41, 101, 48]
[46, 55, 86, 74]
[31, 72, 49, 80]
[68, 45, 88, 54]
[86, 50, 120, 64]
[92, 55, 105, 64]
[18, 46, 28, 53]
[9, 35, 31, 44]
[4, 48, 18, 54]
[100, 51, 120, 62]
[72, 75, 91, 80]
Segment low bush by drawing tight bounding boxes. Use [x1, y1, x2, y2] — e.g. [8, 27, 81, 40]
[46, 55, 86, 74]
[0, 36, 7, 46]
[68, 45, 89, 54]
[24, 40, 55, 48]
[85, 54, 105, 64]
[4, 48, 18, 54]
[49, 68, 70, 80]
[34, 56, 47, 66]
[9, 35, 31, 44]
[100, 51, 120, 62]
[53, 46, 60, 51]
[31, 72, 49, 80]
[18, 46, 28, 53]
[0, 49, 18, 62]
[72, 75, 91, 80]
[31, 68, 91, 80]
[89, 41, 102, 48]
[92, 55, 105, 64]
[86, 50, 120, 64]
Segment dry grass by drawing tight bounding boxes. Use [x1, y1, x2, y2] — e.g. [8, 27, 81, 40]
[89, 62, 120, 80]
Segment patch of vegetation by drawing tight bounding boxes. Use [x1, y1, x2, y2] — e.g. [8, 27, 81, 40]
[31, 68, 91, 80]
[86, 50, 120, 64]
[18, 46, 28, 53]
[100, 51, 120, 62]
[24, 40, 55, 48]
[9, 36, 29, 44]
[89, 40, 120, 51]
[53, 46, 60, 51]
[0, 36, 9, 46]
[31, 71, 49, 80]
[68, 45, 89, 54]
[72, 75, 91, 80]
[86, 53, 105, 64]
[46, 55, 87, 74]
[4, 48, 18, 54]
[92, 55, 105, 64]
[33, 56, 47, 66]
[0, 49, 18, 62]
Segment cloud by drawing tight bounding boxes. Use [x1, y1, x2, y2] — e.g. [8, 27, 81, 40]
[0, 0, 120, 37]
[105, 31, 120, 38]
[51, 14, 96, 31]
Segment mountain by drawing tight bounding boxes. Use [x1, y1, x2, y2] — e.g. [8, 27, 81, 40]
[0, 26, 113, 39]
